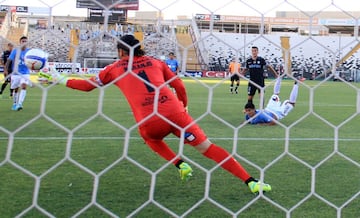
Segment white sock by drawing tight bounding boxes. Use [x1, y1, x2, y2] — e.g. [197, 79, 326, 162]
[18, 89, 27, 105]
[283, 102, 294, 116]
[274, 77, 281, 95]
[289, 83, 298, 103]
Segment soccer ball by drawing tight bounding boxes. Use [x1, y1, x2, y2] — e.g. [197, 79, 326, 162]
[271, 95, 280, 102]
[24, 48, 48, 70]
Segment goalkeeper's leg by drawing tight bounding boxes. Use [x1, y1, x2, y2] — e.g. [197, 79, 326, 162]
[145, 138, 192, 181]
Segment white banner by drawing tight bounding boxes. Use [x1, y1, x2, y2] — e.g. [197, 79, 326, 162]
[47, 62, 82, 74]
[84, 68, 103, 75]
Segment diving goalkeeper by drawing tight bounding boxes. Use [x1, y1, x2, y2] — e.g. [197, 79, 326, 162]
[43, 34, 272, 194]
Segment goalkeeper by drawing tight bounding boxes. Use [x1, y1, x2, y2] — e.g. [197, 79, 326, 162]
[43, 34, 271, 194]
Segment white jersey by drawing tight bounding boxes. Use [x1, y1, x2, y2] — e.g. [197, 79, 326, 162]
[265, 94, 293, 120]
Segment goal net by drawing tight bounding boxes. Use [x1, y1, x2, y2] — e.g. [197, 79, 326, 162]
[0, 0, 359, 217]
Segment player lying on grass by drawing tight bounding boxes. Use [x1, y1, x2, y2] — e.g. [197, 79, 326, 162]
[244, 76, 299, 125]
[42, 34, 271, 194]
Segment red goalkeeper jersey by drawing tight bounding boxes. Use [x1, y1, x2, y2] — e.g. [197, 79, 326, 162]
[66, 56, 188, 122]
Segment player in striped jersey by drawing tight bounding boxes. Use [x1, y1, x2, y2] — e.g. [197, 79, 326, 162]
[241, 46, 278, 104]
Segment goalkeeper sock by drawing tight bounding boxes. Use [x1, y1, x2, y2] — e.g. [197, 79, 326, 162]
[245, 177, 257, 185]
[203, 144, 251, 182]
[175, 160, 184, 169]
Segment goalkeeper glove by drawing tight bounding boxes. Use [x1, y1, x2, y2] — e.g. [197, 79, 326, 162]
[52, 72, 68, 85]
[38, 68, 68, 85]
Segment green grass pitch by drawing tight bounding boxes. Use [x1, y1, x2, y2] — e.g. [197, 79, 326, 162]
[0, 77, 359, 217]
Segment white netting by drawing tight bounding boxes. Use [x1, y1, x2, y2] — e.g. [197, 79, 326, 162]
[0, 0, 359, 217]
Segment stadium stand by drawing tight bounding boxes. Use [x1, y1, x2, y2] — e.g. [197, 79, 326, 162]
[199, 32, 360, 80]
[143, 32, 177, 59]
[1, 9, 359, 81]
[27, 27, 70, 62]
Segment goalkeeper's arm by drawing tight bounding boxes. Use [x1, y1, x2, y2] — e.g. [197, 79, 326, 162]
[66, 77, 99, 92]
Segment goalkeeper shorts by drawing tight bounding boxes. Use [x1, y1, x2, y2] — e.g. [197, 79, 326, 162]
[138, 112, 207, 146]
